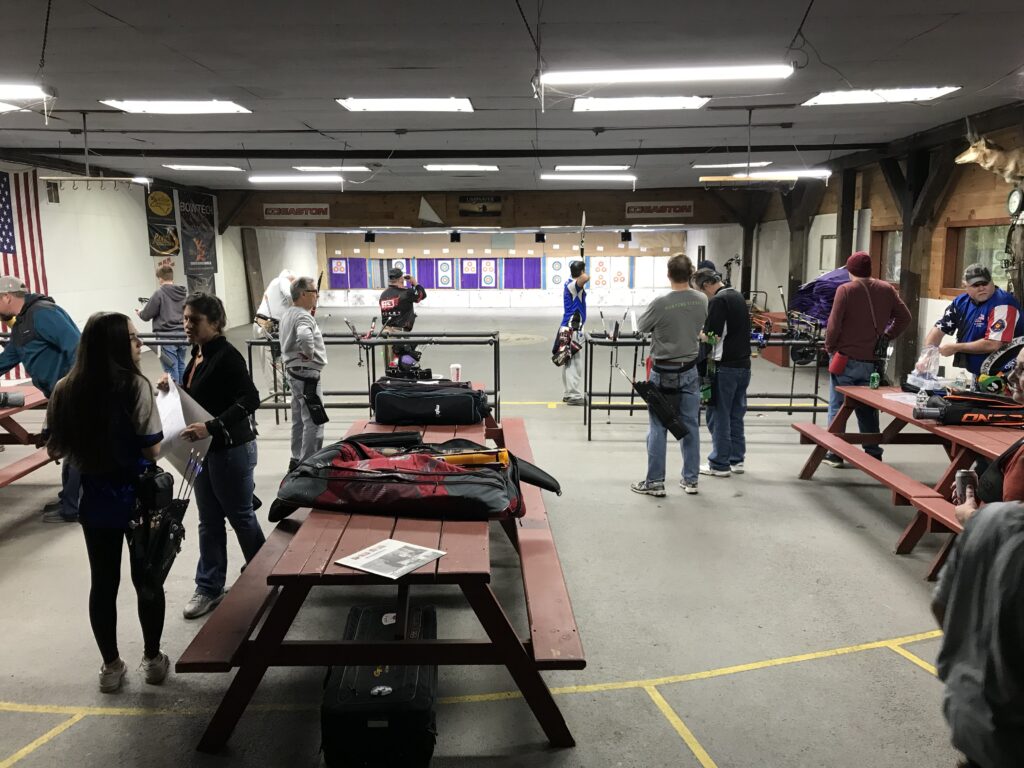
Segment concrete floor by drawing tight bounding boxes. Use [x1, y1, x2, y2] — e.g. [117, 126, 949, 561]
[0, 310, 958, 767]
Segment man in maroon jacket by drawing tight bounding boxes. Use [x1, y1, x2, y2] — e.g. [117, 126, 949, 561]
[823, 252, 912, 468]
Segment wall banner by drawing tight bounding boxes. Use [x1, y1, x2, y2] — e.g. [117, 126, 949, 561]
[625, 200, 694, 219]
[178, 190, 218, 276]
[263, 203, 330, 220]
[458, 195, 502, 217]
[145, 186, 181, 259]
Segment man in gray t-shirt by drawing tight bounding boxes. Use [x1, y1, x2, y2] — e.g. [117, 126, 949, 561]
[933, 501, 1024, 768]
[631, 254, 708, 496]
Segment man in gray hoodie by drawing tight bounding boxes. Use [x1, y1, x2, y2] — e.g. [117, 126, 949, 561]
[137, 264, 188, 383]
[280, 276, 328, 470]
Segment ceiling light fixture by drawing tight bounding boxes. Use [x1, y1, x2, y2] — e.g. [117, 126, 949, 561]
[692, 161, 773, 169]
[338, 98, 473, 112]
[248, 174, 344, 183]
[102, 100, 250, 114]
[162, 164, 244, 172]
[293, 165, 371, 172]
[424, 164, 499, 172]
[0, 102, 25, 113]
[0, 84, 54, 100]
[573, 96, 708, 111]
[555, 165, 631, 171]
[540, 173, 637, 182]
[740, 169, 832, 179]
[540, 64, 793, 86]
[802, 87, 960, 106]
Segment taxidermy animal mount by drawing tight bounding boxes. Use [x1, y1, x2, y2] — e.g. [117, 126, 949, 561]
[955, 124, 1024, 183]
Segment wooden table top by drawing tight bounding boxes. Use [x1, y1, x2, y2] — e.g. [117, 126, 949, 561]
[0, 386, 46, 420]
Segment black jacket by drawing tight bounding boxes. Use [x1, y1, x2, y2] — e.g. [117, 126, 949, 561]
[379, 284, 426, 330]
[181, 335, 260, 451]
[704, 286, 751, 368]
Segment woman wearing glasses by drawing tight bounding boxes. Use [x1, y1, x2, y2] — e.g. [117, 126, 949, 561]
[46, 313, 167, 693]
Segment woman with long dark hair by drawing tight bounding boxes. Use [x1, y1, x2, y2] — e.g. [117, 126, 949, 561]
[161, 293, 265, 619]
[46, 312, 166, 693]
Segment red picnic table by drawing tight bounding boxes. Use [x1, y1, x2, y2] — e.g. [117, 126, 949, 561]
[0, 385, 52, 488]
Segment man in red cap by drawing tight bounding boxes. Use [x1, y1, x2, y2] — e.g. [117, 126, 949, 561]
[822, 252, 911, 468]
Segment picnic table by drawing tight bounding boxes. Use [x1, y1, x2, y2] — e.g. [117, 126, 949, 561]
[794, 385, 1023, 579]
[0, 386, 52, 489]
[177, 416, 584, 753]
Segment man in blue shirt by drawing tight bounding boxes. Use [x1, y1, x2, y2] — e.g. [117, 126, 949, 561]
[557, 260, 588, 405]
[0, 275, 82, 522]
[921, 263, 1023, 376]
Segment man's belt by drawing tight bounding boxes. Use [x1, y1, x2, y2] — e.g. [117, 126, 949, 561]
[654, 358, 697, 373]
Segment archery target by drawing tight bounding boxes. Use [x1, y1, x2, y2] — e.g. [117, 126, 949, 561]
[481, 259, 496, 287]
[591, 257, 610, 288]
[438, 259, 453, 287]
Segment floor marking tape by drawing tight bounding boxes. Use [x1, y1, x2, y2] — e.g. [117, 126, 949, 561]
[886, 644, 938, 676]
[0, 713, 84, 768]
[644, 686, 719, 768]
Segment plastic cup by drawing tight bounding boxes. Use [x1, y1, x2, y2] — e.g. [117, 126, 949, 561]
[450, 363, 462, 382]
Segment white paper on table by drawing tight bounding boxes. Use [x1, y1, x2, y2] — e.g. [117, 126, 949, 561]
[336, 539, 446, 580]
[882, 392, 920, 406]
[156, 379, 213, 476]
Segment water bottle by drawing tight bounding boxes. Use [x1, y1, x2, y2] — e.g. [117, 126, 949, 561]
[915, 388, 929, 408]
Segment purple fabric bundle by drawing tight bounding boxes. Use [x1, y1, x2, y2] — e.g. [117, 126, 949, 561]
[788, 267, 850, 326]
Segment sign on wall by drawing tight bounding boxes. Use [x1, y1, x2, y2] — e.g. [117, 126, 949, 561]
[178, 190, 218, 276]
[625, 200, 694, 219]
[262, 203, 330, 220]
[145, 187, 181, 258]
[458, 195, 502, 217]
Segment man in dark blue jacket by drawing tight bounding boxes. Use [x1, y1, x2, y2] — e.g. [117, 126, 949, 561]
[0, 275, 82, 522]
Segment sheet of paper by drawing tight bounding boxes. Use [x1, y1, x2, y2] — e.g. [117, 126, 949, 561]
[156, 379, 213, 476]
[882, 392, 919, 406]
[336, 538, 446, 580]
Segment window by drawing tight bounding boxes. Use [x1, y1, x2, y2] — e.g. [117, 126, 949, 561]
[881, 230, 902, 283]
[945, 224, 1011, 290]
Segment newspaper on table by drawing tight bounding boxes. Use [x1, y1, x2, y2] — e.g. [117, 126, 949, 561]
[336, 539, 446, 580]
[156, 378, 213, 476]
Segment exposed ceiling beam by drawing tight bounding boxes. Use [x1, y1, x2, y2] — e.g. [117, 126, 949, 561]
[0, 149, 211, 193]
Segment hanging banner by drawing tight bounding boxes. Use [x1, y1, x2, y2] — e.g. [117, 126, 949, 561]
[481, 259, 497, 287]
[263, 203, 330, 220]
[178, 190, 218, 276]
[145, 187, 181, 259]
[458, 195, 502, 217]
[625, 200, 694, 219]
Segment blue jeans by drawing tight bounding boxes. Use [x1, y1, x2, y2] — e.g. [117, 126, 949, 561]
[706, 365, 751, 471]
[160, 344, 188, 385]
[193, 441, 266, 597]
[645, 367, 701, 485]
[828, 357, 882, 459]
[59, 460, 81, 519]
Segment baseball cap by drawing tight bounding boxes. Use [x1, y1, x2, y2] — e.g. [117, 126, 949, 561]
[388, 267, 405, 281]
[963, 263, 992, 286]
[0, 275, 27, 294]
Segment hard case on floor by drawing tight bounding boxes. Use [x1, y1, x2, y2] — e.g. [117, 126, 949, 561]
[321, 605, 438, 768]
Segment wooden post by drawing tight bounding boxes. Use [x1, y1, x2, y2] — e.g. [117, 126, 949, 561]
[782, 180, 827, 306]
[240, 227, 263, 318]
[835, 169, 857, 266]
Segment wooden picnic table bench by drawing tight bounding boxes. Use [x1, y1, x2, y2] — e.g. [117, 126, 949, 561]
[177, 416, 584, 753]
[0, 386, 52, 489]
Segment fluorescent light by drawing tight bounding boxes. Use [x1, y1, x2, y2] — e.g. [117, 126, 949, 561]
[424, 164, 499, 172]
[741, 169, 832, 179]
[802, 87, 959, 106]
[0, 102, 24, 113]
[573, 96, 708, 111]
[555, 165, 631, 171]
[540, 173, 637, 182]
[692, 161, 772, 169]
[0, 84, 52, 100]
[541, 64, 793, 86]
[293, 165, 370, 172]
[131, 177, 153, 184]
[249, 174, 344, 183]
[338, 98, 473, 112]
[162, 164, 243, 172]
[102, 100, 250, 114]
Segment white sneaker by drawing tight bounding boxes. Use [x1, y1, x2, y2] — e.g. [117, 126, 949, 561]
[99, 658, 127, 693]
[141, 652, 170, 685]
[680, 481, 699, 495]
[731, 463, 745, 474]
[183, 591, 225, 620]
[699, 464, 731, 477]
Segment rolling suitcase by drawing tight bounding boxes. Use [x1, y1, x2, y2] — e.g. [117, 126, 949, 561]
[321, 605, 438, 768]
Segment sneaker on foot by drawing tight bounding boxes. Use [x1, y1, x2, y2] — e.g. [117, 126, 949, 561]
[822, 453, 844, 468]
[183, 591, 225, 620]
[565, 398, 585, 406]
[630, 480, 666, 497]
[140, 652, 170, 685]
[42, 509, 78, 523]
[699, 464, 731, 477]
[680, 481, 699, 495]
[99, 658, 127, 693]
[42, 499, 62, 512]
[730, 463, 745, 474]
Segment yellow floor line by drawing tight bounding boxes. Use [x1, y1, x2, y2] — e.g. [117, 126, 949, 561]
[0, 713, 84, 768]
[644, 686, 719, 768]
[886, 644, 938, 676]
[0, 629, 944, 718]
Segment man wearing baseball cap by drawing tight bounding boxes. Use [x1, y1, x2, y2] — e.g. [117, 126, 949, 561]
[822, 252, 911, 468]
[379, 267, 426, 332]
[920, 263, 1024, 377]
[0, 275, 82, 522]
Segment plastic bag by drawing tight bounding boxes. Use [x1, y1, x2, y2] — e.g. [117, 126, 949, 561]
[915, 345, 940, 377]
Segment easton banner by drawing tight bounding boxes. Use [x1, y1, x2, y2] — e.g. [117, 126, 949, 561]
[145, 187, 181, 258]
[263, 203, 330, 220]
[178, 190, 218, 276]
[625, 200, 694, 219]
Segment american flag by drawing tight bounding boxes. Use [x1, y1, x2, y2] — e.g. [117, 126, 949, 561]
[1, 169, 49, 380]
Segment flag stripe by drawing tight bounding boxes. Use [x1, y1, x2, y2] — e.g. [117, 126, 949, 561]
[31, 172, 47, 294]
